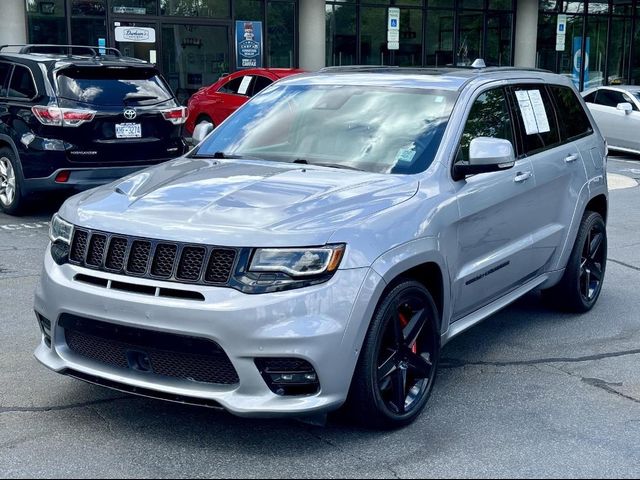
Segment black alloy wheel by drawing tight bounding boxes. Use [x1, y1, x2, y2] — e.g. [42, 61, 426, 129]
[346, 280, 440, 429]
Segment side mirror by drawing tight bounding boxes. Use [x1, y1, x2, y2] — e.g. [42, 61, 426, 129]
[192, 121, 214, 144]
[617, 102, 633, 115]
[453, 137, 516, 181]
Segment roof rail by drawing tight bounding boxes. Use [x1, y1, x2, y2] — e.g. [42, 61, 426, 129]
[319, 65, 401, 73]
[0, 44, 123, 58]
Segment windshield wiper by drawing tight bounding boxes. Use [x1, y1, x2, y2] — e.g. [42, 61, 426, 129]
[123, 94, 159, 103]
[195, 151, 258, 160]
[293, 158, 364, 171]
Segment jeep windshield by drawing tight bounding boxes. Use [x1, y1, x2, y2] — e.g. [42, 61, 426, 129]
[195, 84, 458, 174]
[56, 67, 174, 107]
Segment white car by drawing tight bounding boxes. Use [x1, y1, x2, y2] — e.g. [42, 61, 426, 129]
[583, 86, 640, 155]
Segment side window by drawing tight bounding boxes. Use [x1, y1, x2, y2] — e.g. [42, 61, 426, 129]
[510, 85, 560, 156]
[621, 92, 638, 111]
[583, 91, 597, 103]
[0, 62, 12, 97]
[8, 65, 37, 99]
[218, 76, 252, 96]
[550, 85, 593, 142]
[456, 88, 514, 164]
[594, 89, 625, 108]
[251, 76, 273, 97]
[218, 77, 244, 95]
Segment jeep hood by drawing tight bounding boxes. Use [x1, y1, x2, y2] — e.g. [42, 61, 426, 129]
[60, 158, 419, 247]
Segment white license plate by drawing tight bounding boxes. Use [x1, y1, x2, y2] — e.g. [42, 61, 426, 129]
[115, 123, 142, 139]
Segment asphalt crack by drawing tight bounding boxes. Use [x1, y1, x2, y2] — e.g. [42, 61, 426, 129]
[441, 348, 640, 369]
[609, 258, 640, 272]
[0, 396, 131, 415]
[581, 377, 640, 405]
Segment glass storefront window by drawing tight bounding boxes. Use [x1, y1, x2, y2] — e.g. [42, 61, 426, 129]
[71, 0, 107, 46]
[608, 17, 632, 85]
[425, 9, 454, 67]
[588, 0, 609, 14]
[326, 3, 357, 66]
[586, 15, 608, 89]
[26, 0, 67, 45]
[486, 13, 512, 66]
[537, 13, 583, 89]
[361, 7, 422, 67]
[111, 1, 158, 16]
[488, 0, 513, 9]
[268, 1, 295, 67]
[162, 24, 229, 103]
[160, 0, 230, 18]
[235, 0, 262, 20]
[457, 12, 483, 65]
[612, 0, 633, 16]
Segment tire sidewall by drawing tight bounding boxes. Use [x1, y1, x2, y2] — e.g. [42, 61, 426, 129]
[0, 147, 24, 214]
[568, 211, 607, 310]
[367, 281, 441, 427]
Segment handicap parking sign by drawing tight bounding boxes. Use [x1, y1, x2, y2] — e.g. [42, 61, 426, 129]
[390, 19, 398, 28]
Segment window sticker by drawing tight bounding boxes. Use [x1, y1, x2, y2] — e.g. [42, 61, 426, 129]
[515, 90, 539, 135]
[238, 76, 253, 95]
[396, 146, 417, 164]
[527, 90, 551, 133]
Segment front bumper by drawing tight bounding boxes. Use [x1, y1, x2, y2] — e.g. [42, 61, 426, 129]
[34, 250, 383, 417]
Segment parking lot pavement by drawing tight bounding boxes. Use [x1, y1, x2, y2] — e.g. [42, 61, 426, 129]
[1, 158, 639, 478]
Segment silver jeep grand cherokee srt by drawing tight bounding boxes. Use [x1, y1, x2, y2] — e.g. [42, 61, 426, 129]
[35, 67, 608, 428]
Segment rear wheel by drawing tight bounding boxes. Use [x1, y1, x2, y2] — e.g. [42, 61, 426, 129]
[543, 210, 607, 312]
[0, 148, 26, 216]
[345, 280, 440, 429]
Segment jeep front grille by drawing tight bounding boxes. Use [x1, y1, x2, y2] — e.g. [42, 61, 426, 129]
[69, 228, 238, 287]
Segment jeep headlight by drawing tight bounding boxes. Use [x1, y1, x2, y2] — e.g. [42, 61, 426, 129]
[49, 214, 73, 244]
[237, 244, 345, 293]
[49, 214, 74, 265]
[250, 245, 345, 277]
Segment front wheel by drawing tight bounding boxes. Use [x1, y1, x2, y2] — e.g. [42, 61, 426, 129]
[544, 210, 607, 312]
[345, 280, 440, 429]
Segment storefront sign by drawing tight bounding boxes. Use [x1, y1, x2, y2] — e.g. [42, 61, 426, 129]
[113, 6, 146, 15]
[115, 26, 156, 43]
[236, 21, 263, 69]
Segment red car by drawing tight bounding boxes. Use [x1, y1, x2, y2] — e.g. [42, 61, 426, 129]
[185, 68, 305, 134]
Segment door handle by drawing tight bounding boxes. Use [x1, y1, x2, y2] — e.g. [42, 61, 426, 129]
[565, 154, 579, 163]
[514, 171, 532, 183]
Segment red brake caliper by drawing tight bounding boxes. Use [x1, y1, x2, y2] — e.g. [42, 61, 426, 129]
[398, 312, 418, 354]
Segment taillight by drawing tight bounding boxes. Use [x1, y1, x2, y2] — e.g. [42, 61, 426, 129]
[32, 106, 96, 127]
[162, 107, 188, 125]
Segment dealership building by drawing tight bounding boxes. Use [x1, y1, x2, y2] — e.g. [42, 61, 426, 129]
[1, 1, 640, 97]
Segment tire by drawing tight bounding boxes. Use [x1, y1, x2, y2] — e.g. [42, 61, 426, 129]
[543, 210, 607, 313]
[0, 147, 26, 216]
[196, 115, 214, 129]
[345, 280, 440, 429]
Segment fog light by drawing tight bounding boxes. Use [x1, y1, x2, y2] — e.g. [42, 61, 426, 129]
[255, 358, 320, 396]
[50, 241, 70, 265]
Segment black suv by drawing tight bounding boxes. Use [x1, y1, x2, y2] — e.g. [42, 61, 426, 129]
[0, 44, 188, 215]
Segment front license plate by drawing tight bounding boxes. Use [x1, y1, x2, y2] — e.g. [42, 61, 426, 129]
[115, 123, 142, 139]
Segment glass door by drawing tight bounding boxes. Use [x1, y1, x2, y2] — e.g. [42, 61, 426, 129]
[113, 20, 159, 65]
[161, 24, 230, 105]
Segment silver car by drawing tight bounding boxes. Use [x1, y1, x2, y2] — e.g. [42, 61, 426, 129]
[35, 67, 608, 428]
[583, 85, 640, 155]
